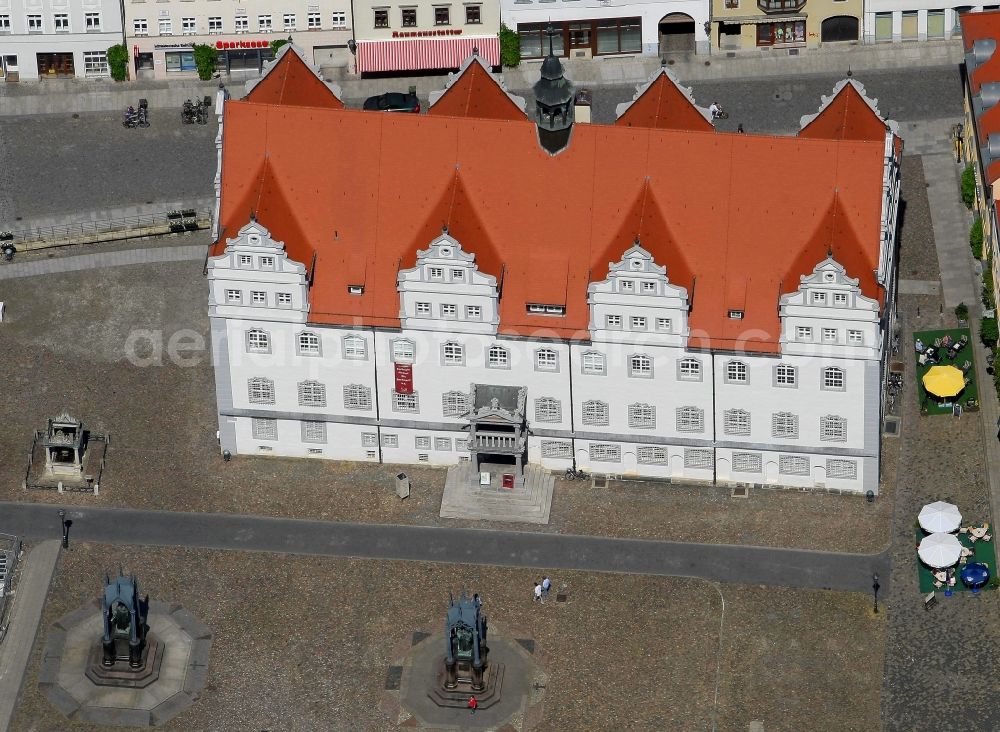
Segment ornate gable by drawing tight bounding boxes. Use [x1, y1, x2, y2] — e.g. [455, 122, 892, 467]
[615, 68, 713, 132]
[798, 79, 899, 140]
[428, 53, 526, 120]
[243, 43, 344, 108]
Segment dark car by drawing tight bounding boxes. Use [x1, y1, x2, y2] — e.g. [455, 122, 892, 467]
[362, 92, 420, 113]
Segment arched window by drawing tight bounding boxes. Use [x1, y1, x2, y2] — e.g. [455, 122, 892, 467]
[297, 331, 320, 356]
[820, 415, 847, 442]
[822, 367, 845, 390]
[246, 329, 270, 353]
[628, 403, 655, 429]
[535, 348, 558, 371]
[343, 335, 367, 360]
[442, 341, 464, 366]
[297, 380, 327, 407]
[248, 377, 275, 404]
[582, 351, 606, 375]
[678, 358, 701, 381]
[442, 391, 470, 417]
[534, 397, 562, 423]
[775, 364, 797, 387]
[726, 360, 747, 383]
[487, 345, 509, 369]
[771, 412, 799, 439]
[676, 406, 704, 432]
[582, 400, 609, 426]
[723, 409, 750, 435]
[392, 339, 415, 363]
[343, 384, 372, 410]
[629, 354, 653, 378]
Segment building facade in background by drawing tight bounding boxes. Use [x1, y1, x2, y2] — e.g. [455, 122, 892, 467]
[502, 0, 708, 58]
[0, 0, 121, 80]
[352, 0, 500, 73]
[124, 0, 352, 80]
[710, 0, 862, 51]
[866, 3, 991, 44]
[207, 48, 901, 495]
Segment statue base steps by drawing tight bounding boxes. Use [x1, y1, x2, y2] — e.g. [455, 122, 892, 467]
[428, 662, 505, 709]
[85, 635, 162, 689]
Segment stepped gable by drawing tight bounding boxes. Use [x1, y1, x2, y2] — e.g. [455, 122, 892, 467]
[243, 43, 344, 108]
[614, 67, 713, 132]
[214, 101, 887, 351]
[428, 53, 527, 121]
[798, 79, 897, 142]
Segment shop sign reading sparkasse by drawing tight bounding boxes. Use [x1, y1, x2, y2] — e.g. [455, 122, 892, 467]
[215, 40, 271, 50]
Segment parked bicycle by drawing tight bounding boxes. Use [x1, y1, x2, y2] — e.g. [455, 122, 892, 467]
[565, 467, 589, 481]
[181, 99, 197, 125]
[195, 99, 208, 125]
[122, 105, 138, 128]
[137, 98, 149, 128]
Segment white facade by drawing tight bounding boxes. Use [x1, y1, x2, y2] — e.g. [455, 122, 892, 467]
[124, 0, 352, 79]
[863, 3, 981, 43]
[0, 0, 121, 80]
[208, 216, 895, 494]
[500, 0, 709, 59]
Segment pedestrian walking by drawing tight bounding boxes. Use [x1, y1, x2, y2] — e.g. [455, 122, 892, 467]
[468, 696, 478, 715]
[533, 582, 543, 603]
[541, 576, 552, 599]
[737, 123, 745, 134]
[473, 593, 482, 608]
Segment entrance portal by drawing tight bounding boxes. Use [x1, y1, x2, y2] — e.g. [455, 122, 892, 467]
[659, 13, 696, 55]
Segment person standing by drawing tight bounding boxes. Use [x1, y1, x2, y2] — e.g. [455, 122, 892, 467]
[468, 696, 478, 715]
[533, 582, 543, 603]
[541, 576, 552, 600]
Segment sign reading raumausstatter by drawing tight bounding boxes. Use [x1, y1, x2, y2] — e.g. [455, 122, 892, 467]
[391, 29, 463, 38]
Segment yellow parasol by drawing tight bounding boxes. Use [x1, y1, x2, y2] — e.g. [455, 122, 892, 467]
[922, 365, 966, 398]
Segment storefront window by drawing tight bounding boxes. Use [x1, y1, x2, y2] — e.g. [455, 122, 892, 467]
[518, 24, 564, 58]
[521, 18, 641, 57]
[136, 52, 153, 70]
[756, 20, 804, 46]
[619, 19, 641, 52]
[927, 9, 945, 37]
[596, 21, 619, 54]
[165, 51, 196, 72]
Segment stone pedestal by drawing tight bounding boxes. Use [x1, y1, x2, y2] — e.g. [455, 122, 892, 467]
[85, 635, 162, 689]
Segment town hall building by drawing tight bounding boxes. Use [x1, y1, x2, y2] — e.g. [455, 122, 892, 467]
[206, 44, 902, 494]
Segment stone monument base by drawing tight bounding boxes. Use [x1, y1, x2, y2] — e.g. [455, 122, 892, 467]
[85, 635, 162, 689]
[428, 662, 505, 709]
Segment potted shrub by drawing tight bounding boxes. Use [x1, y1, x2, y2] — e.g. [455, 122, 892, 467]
[956, 302, 970, 324]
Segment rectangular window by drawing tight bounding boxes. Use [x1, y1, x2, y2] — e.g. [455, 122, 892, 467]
[331, 10, 347, 27]
[415, 436, 431, 449]
[365, 450, 376, 459]
[637, 446, 668, 464]
[225, 289, 241, 304]
[655, 318, 671, 331]
[276, 293, 292, 308]
[590, 443, 621, 462]
[27, 14, 42, 31]
[208, 16, 222, 32]
[415, 302, 431, 316]
[723, 409, 750, 436]
[834, 293, 848, 306]
[812, 292, 826, 305]
[728, 309, 744, 320]
[258, 14, 272, 31]
[418, 453, 429, 462]
[621, 281, 634, 292]
[847, 330, 863, 344]
[343, 385, 372, 410]
[382, 433, 399, 448]
[401, 8, 416, 26]
[779, 455, 810, 476]
[534, 398, 561, 423]
[465, 5, 480, 23]
[392, 391, 419, 412]
[298, 332, 320, 355]
[283, 13, 296, 30]
[732, 452, 762, 473]
[684, 449, 713, 470]
[434, 437, 452, 451]
[456, 438, 468, 451]
[826, 458, 857, 480]
[582, 401, 609, 426]
[374, 9, 388, 27]
[297, 381, 327, 407]
[234, 16, 248, 32]
[771, 412, 799, 439]
[628, 403, 655, 429]
[84, 12, 101, 31]
[927, 9, 945, 38]
[465, 305, 482, 320]
[301, 421, 327, 444]
[642, 281, 656, 293]
[441, 304, 457, 318]
[259, 256, 274, 269]
[796, 326, 813, 340]
[678, 358, 701, 381]
[134, 18, 148, 35]
[451, 268, 464, 279]
[428, 266, 444, 279]
[442, 391, 469, 417]
[54, 13, 69, 31]
[605, 314, 622, 329]
[676, 407, 704, 433]
[83, 51, 108, 77]
[181, 16, 196, 34]
[434, 6, 450, 25]
[822, 328, 837, 342]
[361, 432, 377, 447]
[159, 17, 172, 34]
[820, 415, 847, 442]
[631, 316, 647, 330]
[252, 418, 277, 441]
[0, 15, 10, 32]
[541, 440, 572, 458]
[165, 50, 197, 71]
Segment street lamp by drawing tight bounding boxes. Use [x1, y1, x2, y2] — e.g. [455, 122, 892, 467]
[58, 509, 68, 549]
[872, 572, 880, 614]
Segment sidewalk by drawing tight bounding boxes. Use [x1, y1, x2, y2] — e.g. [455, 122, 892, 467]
[0, 540, 60, 732]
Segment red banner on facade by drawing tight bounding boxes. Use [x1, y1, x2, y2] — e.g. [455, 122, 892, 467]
[394, 364, 413, 394]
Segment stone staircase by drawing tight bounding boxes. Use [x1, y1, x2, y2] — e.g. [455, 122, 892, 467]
[439, 463, 554, 525]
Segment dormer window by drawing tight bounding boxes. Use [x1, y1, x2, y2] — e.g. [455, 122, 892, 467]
[260, 256, 274, 269]
[834, 293, 848, 306]
[451, 269, 464, 279]
[812, 292, 826, 305]
[728, 310, 744, 320]
[238, 255, 253, 267]
[348, 285, 364, 295]
[641, 281, 656, 293]
[429, 267, 444, 279]
[527, 303, 565, 316]
[621, 280, 634, 292]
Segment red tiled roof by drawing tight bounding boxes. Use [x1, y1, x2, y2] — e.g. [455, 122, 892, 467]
[428, 58, 526, 121]
[243, 47, 344, 109]
[799, 82, 888, 142]
[962, 11, 1000, 95]
[615, 71, 714, 132]
[216, 102, 887, 352]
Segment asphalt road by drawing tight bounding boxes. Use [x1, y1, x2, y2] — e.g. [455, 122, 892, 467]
[0, 502, 889, 592]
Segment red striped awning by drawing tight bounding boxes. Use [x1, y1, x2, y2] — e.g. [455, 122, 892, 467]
[357, 37, 500, 73]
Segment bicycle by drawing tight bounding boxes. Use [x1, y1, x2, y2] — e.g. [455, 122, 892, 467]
[565, 467, 588, 481]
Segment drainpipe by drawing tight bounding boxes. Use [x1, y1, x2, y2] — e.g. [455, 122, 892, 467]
[371, 326, 383, 464]
[567, 342, 577, 470]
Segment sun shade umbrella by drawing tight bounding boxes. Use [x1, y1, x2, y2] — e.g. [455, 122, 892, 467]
[918, 532, 963, 569]
[922, 365, 965, 398]
[918, 501, 963, 533]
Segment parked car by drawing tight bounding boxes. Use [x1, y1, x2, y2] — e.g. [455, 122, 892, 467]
[362, 92, 420, 113]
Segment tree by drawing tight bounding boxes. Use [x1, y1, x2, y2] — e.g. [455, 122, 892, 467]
[981, 316, 998, 348]
[499, 24, 520, 68]
[270, 38, 290, 55]
[192, 44, 218, 81]
[106, 44, 129, 82]
[962, 163, 977, 209]
[971, 217, 984, 260]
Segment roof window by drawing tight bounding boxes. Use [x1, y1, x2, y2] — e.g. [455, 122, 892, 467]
[527, 303, 566, 316]
[728, 309, 744, 320]
[348, 285, 364, 295]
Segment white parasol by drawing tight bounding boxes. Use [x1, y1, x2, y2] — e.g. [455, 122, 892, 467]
[918, 501, 963, 533]
[918, 532, 963, 569]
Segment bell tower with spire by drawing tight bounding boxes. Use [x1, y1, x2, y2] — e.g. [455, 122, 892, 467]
[532, 26, 575, 155]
